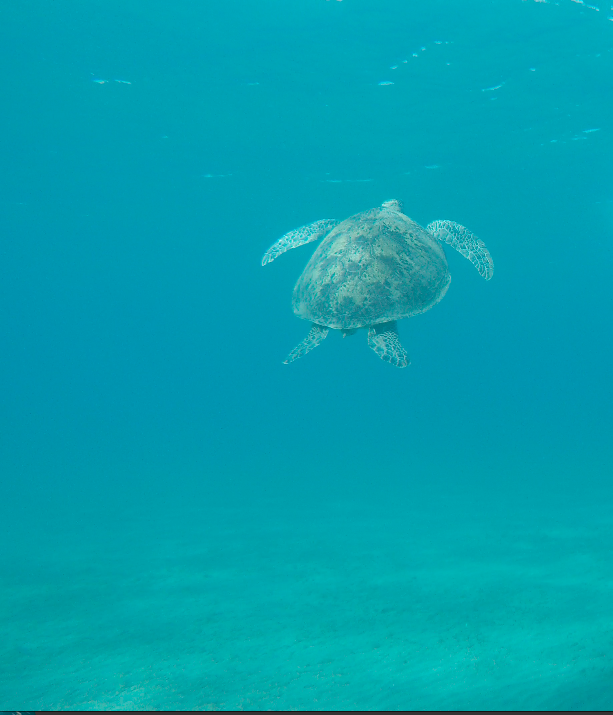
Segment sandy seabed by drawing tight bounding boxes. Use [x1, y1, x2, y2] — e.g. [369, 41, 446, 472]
[2, 492, 612, 711]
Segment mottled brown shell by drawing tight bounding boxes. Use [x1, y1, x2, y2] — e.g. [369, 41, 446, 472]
[292, 206, 450, 330]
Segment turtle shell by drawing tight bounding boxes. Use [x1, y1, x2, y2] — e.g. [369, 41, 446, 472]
[292, 205, 450, 330]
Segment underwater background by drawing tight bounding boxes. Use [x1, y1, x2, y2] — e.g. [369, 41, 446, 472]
[1, 0, 613, 709]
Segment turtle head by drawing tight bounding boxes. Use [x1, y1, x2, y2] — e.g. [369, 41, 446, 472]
[381, 199, 403, 213]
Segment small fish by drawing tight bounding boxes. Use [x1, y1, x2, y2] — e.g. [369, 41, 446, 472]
[583, 128, 601, 133]
[378, 81, 394, 86]
[91, 78, 108, 84]
[481, 82, 505, 91]
[114, 79, 132, 84]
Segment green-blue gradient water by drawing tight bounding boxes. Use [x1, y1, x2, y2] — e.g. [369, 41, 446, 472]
[2, 0, 613, 710]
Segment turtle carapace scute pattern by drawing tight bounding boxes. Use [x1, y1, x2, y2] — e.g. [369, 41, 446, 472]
[261, 199, 494, 368]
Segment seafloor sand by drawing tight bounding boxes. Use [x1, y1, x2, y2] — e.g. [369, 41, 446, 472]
[2, 490, 613, 711]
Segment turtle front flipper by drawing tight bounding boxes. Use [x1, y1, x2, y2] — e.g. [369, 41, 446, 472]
[261, 219, 339, 266]
[427, 220, 494, 280]
[368, 322, 409, 368]
[284, 324, 329, 364]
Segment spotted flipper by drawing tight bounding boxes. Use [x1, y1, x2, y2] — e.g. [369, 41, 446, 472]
[367, 322, 409, 368]
[427, 220, 494, 280]
[284, 324, 329, 364]
[261, 219, 338, 266]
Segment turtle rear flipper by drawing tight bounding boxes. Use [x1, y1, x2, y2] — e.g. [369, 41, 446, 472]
[262, 219, 338, 266]
[284, 324, 329, 364]
[368, 322, 409, 368]
[427, 220, 494, 280]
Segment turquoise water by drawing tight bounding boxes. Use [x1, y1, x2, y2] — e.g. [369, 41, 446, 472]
[1, 0, 613, 710]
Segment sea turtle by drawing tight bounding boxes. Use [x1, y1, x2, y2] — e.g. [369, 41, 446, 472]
[261, 199, 494, 368]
